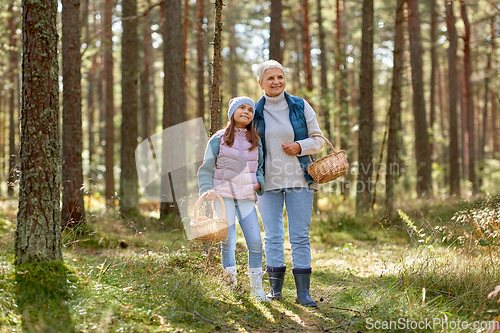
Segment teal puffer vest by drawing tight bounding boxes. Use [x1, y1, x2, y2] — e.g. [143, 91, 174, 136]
[253, 92, 315, 185]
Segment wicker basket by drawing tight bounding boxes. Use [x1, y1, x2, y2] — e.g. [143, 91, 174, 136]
[190, 192, 229, 242]
[306, 134, 349, 184]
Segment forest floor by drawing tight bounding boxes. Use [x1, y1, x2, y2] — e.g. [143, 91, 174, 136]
[1, 195, 500, 332]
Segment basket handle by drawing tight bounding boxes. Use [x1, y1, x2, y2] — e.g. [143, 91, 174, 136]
[307, 133, 339, 164]
[194, 191, 226, 220]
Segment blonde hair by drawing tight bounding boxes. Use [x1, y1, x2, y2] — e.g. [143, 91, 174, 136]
[256, 60, 286, 82]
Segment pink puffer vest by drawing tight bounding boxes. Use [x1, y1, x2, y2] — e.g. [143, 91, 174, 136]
[213, 128, 259, 201]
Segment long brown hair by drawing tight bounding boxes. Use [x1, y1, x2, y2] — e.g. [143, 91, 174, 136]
[223, 117, 260, 151]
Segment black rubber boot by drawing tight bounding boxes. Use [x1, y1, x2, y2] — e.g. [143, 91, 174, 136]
[266, 266, 286, 300]
[293, 267, 317, 307]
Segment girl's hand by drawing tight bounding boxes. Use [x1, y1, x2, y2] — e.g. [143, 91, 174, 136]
[282, 142, 301, 155]
[205, 190, 217, 200]
[255, 183, 261, 192]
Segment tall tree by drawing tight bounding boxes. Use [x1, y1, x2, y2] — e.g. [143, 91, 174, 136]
[141, 3, 152, 142]
[7, 4, 17, 197]
[460, 1, 477, 194]
[228, 20, 238, 98]
[16, 0, 62, 264]
[491, 17, 498, 157]
[407, 0, 432, 197]
[62, 0, 85, 226]
[336, 0, 351, 200]
[386, 0, 405, 219]
[120, 0, 139, 216]
[88, 56, 97, 181]
[160, 0, 186, 221]
[104, 0, 115, 207]
[317, 0, 329, 137]
[356, 0, 374, 215]
[209, 0, 223, 135]
[302, 0, 313, 91]
[429, 0, 438, 160]
[445, 0, 459, 196]
[269, 0, 282, 61]
[196, 0, 205, 123]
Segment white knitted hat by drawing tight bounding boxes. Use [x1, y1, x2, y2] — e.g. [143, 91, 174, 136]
[228, 96, 255, 120]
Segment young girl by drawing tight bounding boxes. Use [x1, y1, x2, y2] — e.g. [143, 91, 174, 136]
[197, 96, 268, 301]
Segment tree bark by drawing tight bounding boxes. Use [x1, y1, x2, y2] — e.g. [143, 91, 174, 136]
[104, 0, 115, 207]
[228, 21, 238, 99]
[407, 0, 432, 198]
[120, 0, 139, 216]
[445, 0, 460, 196]
[196, 0, 205, 122]
[88, 56, 97, 183]
[160, 0, 186, 221]
[269, 0, 282, 61]
[356, 0, 374, 215]
[62, 0, 85, 226]
[336, 0, 350, 200]
[386, 0, 405, 219]
[317, 0, 328, 138]
[7, 4, 17, 197]
[141, 6, 152, 142]
[16, 0, 62, 264]
[209, 0, 223, 136]
[460, 1, 477, 194]
[429, 0, 437, 162]
[302, 0, 313, 92]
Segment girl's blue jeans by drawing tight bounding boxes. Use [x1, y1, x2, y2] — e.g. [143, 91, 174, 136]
[257, 187, 314, 269]
[215, 198, 263, 268]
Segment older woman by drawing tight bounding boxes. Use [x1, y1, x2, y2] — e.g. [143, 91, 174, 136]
[253, 60, 324, 307]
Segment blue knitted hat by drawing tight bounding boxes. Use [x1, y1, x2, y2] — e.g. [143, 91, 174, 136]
[228, 96, 255, 120]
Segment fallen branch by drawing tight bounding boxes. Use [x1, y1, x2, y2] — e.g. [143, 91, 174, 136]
[329, 306, 366, 314]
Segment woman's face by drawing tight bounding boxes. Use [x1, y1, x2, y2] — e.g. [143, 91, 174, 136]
[259, 68, 286, 97]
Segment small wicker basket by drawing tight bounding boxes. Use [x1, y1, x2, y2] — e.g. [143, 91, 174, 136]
[190, 192, 229, 242]
[306, 134, 349, 184]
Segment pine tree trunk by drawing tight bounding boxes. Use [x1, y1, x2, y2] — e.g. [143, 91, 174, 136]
[196, 0, 205, 122]
[141, 7, 152, 142]
[104, 0, 115, 207]
[7, 4, 17, 197]
[228, 21, 238, 99]
[386, 0, 405, 219]
[302, 0, 313, 92]
[269, 0, 282, 61]
[209, 0, 223, 135]
[429, 0, 437, 162]
[161, 0, 186, 221]
[445, 0, 460, 196]
[337, 0, 351, 200]
[120, 0, 139, 216]
[407, 0, 432, 198]
[88, 56, 97, 183]
[460, 1, 477, 194]
[62, 0, 85, 226]
[16, 0, 62, 264]
[317, 0, 329, 137]
[356, 0, 374, 215]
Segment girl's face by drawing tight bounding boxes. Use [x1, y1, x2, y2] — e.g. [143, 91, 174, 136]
[233, 104, 254, 128]
[259, 68, 286, 97]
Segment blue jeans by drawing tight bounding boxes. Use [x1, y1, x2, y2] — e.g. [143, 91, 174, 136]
[215, 198, 263, 268]
[257, 187, 314, 269]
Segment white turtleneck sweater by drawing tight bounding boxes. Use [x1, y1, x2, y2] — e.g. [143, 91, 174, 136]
[262, 92, 324, 191]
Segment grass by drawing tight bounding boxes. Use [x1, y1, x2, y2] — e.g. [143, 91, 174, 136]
[1, 195, 500, 332]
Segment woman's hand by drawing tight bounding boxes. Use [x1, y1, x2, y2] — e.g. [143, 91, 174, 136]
[205, 189, 217, 200]
[282, 142, 301, 155]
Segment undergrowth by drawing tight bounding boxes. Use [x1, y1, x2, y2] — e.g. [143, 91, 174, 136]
[0, 195, 499, 332]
